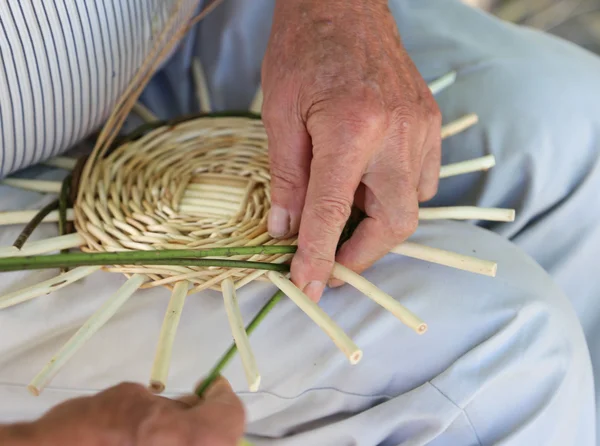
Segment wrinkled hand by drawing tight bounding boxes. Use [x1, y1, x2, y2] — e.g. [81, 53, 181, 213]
[0, 378, 245, 446]
[263, 0, 441, 301]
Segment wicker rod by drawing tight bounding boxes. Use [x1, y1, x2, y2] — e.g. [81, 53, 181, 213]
[28, 274, 147, 395]
[149, 281, 189, 393]
[267, 271, 363, 365]
[221, 278, 261, 392]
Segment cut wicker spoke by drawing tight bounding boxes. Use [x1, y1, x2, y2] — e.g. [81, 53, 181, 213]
[149, 281, 189, 393]
[267, 271, 363, 365]
[193, 58, 212, 113]
[42, 156, 77, 170]
[391, 242, 497, 277]
[132, 102, 159, 123]
[331, 263, 427, 334]
[428, 70, 457, 95]
[439, 155, 496, 179]
[0, 266, 101, 310]
[249, 87, 263, 115]
[0, 209, 75, 226]
[28, 274, 147, 395]
[0, 234, 84, 258]
[1, 178, 62, 194]
[196, 290, 284, 397]
[221, 278, 261, 392]
[419, 206, 515, 222]
[441, 113, 479, 139]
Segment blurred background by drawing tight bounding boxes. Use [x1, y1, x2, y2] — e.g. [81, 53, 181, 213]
[464, 0, 600, 55]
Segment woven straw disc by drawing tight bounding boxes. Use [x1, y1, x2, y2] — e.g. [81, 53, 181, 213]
[74, 116, 295, 293]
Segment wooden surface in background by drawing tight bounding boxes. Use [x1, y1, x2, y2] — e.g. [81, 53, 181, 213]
[463, 0, 600, 55]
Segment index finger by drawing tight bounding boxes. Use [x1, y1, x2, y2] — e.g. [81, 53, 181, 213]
[291, 113, 385, 301]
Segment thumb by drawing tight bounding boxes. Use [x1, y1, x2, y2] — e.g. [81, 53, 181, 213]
[202, 376, 239, 406]
[191, 377, 246, 441]
[262, 97, 312, 239]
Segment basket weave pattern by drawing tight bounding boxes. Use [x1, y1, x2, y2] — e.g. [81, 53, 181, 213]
[74, 117, 295, 293]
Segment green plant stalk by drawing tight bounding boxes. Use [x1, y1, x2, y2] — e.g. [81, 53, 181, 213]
[196, 290, 285, 397]
[0, 245, 296, 272]
[12, 200, 60, 250]
[0, 256, 291, 273]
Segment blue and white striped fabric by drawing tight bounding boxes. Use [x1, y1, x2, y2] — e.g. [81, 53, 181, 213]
[0, 0, 200, 178]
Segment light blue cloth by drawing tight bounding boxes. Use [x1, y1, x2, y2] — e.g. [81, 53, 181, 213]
[0, 0, 598, 444]
[144, 0, 600, 435]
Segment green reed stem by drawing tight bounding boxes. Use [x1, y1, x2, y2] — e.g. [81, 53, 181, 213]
[0, 255, 291, 273]
[0, 245, 296, 272]
[196, 290, 285, 397]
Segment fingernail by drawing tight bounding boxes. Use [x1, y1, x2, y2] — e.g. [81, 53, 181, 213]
[328, 278, 344, 288]
[204, 376, 232, 400]
[303, 281, 325, 302]
[268, 205, 290, 238]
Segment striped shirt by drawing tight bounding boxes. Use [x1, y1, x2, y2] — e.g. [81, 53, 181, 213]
[0, 0, 200, 178]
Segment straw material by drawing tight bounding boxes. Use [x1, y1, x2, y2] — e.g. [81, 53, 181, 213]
[74, 116, 293, 292]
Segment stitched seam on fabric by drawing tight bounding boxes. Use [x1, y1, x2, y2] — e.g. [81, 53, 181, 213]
[428, 380, 483, 446]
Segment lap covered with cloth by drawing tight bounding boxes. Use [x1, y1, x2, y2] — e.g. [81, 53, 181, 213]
[0, 0, 598, 444]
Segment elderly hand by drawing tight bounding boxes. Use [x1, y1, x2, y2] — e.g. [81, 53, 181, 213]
[0, 378, 245, 446]
[262, 0, 441, 301]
